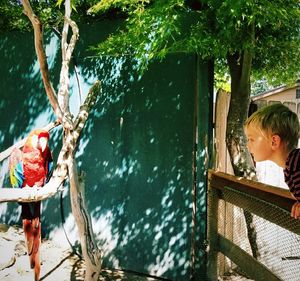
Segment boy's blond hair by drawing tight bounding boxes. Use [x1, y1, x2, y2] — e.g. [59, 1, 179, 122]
[245, 103, 300, 151]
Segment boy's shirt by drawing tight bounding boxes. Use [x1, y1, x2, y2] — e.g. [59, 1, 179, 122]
[284, 148, 300, 202]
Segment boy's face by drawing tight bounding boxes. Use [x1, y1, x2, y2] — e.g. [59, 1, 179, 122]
[244, 124, 273, 162]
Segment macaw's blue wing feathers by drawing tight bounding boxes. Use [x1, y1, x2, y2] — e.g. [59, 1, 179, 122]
[46, 159, 53, 184]
[9, 147, 24, 188]
[10, 162, 24, 188]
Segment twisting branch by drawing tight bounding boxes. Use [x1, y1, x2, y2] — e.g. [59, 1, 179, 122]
[74, 81, 101, 133]
[68, 157, 102, 281]
[57, 0, 79, 121]
[0, 2, 100, 204]
[22, 0, 63, 122]
[58, 79, 102, 281]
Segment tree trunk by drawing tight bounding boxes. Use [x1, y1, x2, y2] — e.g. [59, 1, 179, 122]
[226, 51, 255, 178]
[226, 50, 259, 259]
[59, 83, 103, 281]
[68, 154, 102, 281]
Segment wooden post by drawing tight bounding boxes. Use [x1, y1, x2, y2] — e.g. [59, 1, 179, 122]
[214, 89, 233, 274]
[207, 175, 219, 280]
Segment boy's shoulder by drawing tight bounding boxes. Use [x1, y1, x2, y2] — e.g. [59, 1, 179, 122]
[285, 149, 300, 172]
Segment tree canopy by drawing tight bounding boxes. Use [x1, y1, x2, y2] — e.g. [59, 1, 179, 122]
[87, 0, 300, 86]
[1, 0, 299, 86]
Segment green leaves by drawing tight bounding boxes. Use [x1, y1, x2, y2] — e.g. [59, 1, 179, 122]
[0, 0, 28, 32]
[56, 0, 64, 7]
[88, 0, 151, 14]
[0, 0, 299, 85]
[91, 0, 186, 71]
[88, 0, 300, 83]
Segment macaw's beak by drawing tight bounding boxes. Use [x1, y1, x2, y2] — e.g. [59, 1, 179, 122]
[39, 137, 48, 152]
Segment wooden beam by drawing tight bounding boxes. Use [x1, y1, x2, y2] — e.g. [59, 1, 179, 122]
[220, 186, 300, 235]
[219, 235, 283, 281]
[206, 182, 220, 280]
[208, 170, 295, 212]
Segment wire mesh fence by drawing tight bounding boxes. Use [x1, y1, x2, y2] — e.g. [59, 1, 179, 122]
[207, 170, 300, 281]
[218, 200, 300, 280]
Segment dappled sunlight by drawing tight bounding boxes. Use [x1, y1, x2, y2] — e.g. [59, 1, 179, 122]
[0, 30, 57, 150]
[75, 138, 90, 159]
[45, 34, 60, 69]
[30, 33, 59, 78]
[91, 210, 120, 268]
[0, 201, 21, 225]
[72, 48, 200, 279]
[0, 21, 211, 280]
[0, 159, 8, 188]
[48, 212, 79, 248]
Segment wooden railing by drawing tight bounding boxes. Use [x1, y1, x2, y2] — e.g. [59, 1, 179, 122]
[207, 170, 299, 281]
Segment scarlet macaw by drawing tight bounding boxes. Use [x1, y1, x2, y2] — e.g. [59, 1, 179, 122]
[9, 129, 53, 281]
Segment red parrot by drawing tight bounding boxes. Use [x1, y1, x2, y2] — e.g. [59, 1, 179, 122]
[9, 129, 53, 281]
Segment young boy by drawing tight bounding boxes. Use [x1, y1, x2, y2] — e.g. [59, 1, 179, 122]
[244, 103, 300, 219]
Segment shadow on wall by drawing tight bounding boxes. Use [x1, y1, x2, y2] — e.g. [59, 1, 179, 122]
[0, 21, 208, 280]
[0, 29, 61, 228]
[78, 53, 196, 279]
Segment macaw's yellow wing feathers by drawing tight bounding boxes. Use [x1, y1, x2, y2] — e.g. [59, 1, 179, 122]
[9, 147, 24, 188]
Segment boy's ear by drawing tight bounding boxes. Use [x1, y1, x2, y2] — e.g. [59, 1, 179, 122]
[271, 135, 281, 150]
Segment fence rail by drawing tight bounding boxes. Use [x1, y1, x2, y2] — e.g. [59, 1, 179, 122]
[207, 170, 299, 281]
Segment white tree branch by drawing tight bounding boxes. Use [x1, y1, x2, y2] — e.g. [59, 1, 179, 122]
[74, 81, 101, 133]
[68, 157, 102, 281]
[0, 171, 66, 203]
[57, 0, 79, 120]
[22, 0, 63, 123]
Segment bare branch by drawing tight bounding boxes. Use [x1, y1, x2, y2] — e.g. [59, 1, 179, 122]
[21, 0, 63, 122]
[68, 157, 102, 281]
[0, 172, 66, 203]
[58, 0, 79, 121]
[74, 81, 101, 133]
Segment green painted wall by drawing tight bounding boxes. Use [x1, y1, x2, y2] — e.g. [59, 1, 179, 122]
[0, 20, 213, 280]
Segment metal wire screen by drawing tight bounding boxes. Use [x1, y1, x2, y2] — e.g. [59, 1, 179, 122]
[217, 186, 300, 281]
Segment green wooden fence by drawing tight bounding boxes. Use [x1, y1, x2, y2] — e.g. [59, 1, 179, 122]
[0, 20, 213, 280]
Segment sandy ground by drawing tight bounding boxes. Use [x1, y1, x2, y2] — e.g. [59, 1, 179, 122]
[0, 224, 161, 281]
[0, 224, 253, 281]
[0, 224, 83, 281]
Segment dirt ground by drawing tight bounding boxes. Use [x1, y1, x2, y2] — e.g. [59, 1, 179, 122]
[0, 224, 253, 281]
[0, 224, 161, 281]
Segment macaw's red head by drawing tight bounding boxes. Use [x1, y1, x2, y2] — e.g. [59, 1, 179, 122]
[25, 129, 50, 152]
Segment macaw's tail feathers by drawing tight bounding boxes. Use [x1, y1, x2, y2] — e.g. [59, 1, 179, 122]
[23, 217, 41, 281]
[33, 255, 41, 281]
